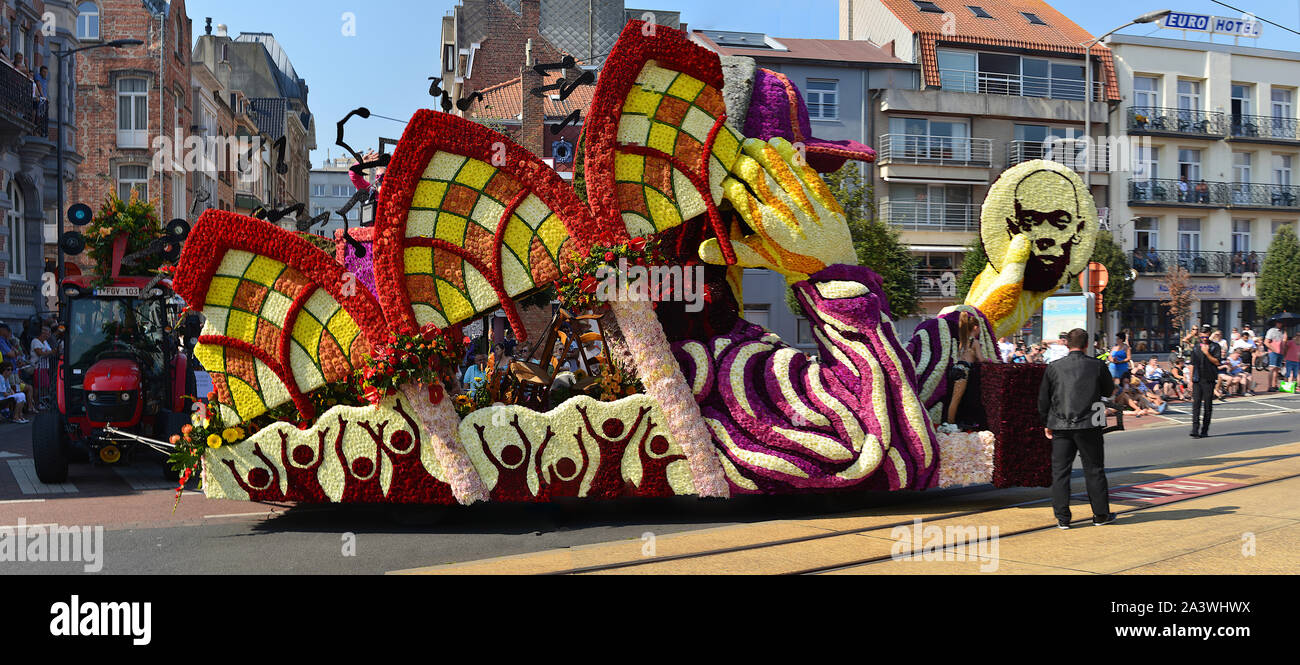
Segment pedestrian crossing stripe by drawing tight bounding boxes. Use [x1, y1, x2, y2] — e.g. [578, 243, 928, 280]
[5, 459, 78, 495]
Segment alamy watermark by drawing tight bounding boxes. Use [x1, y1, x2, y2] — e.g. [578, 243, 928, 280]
[151, 131, 267, 183]
[890, 518, 999, 572]
[0, 518, 104, 573]
[592, 258, 706, 313]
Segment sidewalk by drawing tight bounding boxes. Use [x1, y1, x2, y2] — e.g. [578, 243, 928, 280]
[391, 441, 1300, 575]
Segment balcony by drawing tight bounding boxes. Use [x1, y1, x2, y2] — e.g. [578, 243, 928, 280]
[915, 267, 961, 300]
[1225, 183, 1300, 210]
[880, 200, 980, 233]
[1129, 178, 1228, 207]
[1127, 106, 1226, 139]
[0, 60, 46, 137]
[1228, 113, 1300, 146]
[876, 134, 993, 167]
[1130, 250, 1265, 276]
[1007, 139, 1110, 171]
[938, 69, 1105, 103]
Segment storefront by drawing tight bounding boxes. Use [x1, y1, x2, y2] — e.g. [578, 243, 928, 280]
[1125, 275, 1255, 354]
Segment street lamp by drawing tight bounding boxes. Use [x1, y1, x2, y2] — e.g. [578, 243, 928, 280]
[50, 38, 142, 443]
[1081, 10, 1170, 332]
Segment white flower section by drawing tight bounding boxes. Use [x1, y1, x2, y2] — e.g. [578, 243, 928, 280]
[406, 209, 438, 238]
[815, 280, 869, 301]
[705, 417, 808, 480]
[636, 64, 677, 94]
[726, 342, 772, 419]
[260, 291, 293, 326]
[425, 152, 466, 182]
[771, 426, 852, 462]
[618, 114, 652, 145]
[216, 250, 255, 277]
[772, 349, 829, 427]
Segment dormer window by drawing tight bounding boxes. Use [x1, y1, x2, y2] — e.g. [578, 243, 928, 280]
[911, 1, 945, 13]
[1021, 12, 1048, 26]
[967, 5, 992, 19]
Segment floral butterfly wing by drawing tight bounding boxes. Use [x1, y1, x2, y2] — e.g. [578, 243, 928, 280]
[373, 111, 596, 338]
[173, 211, 388, 424]
[581, 20, 745, 264]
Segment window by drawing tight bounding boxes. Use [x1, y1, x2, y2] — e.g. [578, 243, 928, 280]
[742, 304, 770, 330]
[117, 165, 149, 201]
[6, 179, 25, 278]
[76, 2, 100, 41]
[1133, 75, 1159, 109]
[1232, 219, 1252, 254]
[1273, 220, 1296, 237]
[1232, 152, 1253, 203]
[805, 80, 838, 121]
[1178, 218, 1201, 254]
[312, 184, 327, 197]
[172, 173, 186, 220]
[1274, 89, 1296, 139]
[890, 117, 971, 160]
[1134, 217, 1158, 251]
[1178, 149, 1201, 181]
[1134, 145, 1159, 181]
[966, 5, 992, 18]
[1231, 84, 1252, 118]
[1276, 155, 1294, 187]
[1021, 12, 1047, 25]
[1177, 79, 1202, 112]
[796, 318, 814, 345]
[116, 78, 149, 148]
[332, 184, 351, 197]
[910, 0, 944, 13]
[936, 49, 977, 93]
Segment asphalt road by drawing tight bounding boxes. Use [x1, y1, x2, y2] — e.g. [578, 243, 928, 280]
[2, 393, 1298, 574]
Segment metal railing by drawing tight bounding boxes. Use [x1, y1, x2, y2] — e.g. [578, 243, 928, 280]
[879, 200, 980, 233]
[1007, 139, 1110, 171]
[0, 60, 46, 136]
[876, 134, 993, 167]
[7, 281, 37, 308]
[1128, 106, 1227, 137]
[1129, 178, 1229, 206]
[1225, 182, 1300, 208]
[1129, 250, 1266, 275]
[937, 69, 1105, 102]
[1229, 113, 1299, 141]
[914, 267, 961, 299]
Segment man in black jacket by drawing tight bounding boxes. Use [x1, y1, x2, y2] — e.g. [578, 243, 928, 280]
[1189, 324, 1221, 438]
[1038, 328, 1116, 529]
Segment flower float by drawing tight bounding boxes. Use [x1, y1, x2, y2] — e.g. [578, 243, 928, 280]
[172, 20, 1092, 507]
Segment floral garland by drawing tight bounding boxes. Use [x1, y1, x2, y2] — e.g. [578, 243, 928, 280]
[359, 323, 462, 406]
[934, 429, 995, 488]
[85, 190, 165, 280]
[554, 237, 664, 311]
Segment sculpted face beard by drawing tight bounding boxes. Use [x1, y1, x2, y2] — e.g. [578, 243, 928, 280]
[1006, 200, 1085, 293]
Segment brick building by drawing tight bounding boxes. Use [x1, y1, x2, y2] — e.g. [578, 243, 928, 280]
[70, 0, 193, 271]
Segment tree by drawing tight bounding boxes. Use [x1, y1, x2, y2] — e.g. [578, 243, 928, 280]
[1259, 223, 1300, 316]
[1161, 266, 1198, 334]
[955, 237, 988, 304]
[1069, 232, 1134, 314]
[793, 165, 919, 318]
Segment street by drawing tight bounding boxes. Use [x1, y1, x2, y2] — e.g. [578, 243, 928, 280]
[2, 393, 1297, 575]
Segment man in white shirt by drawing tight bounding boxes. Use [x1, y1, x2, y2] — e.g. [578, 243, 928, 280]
[998, 337, 1014, 363]
[1044, 332, 1070, 363]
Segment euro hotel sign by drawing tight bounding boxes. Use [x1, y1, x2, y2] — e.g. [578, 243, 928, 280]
[1161, 11, 1262, 38]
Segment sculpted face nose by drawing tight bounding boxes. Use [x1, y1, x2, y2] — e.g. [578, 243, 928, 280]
[1036, 237, 1056, 251]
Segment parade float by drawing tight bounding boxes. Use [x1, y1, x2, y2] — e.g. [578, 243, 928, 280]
[165, 21, 1099, 506]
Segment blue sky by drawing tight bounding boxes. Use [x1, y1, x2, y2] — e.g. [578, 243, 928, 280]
[182, 0, 1300, 164]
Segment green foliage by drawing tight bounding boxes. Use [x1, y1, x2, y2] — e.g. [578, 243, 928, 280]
[86, 191, 164, 282]
[790, 165, 919, 318]
[1259, 223, 1300, 316]
[1070, 232, 1134, 314]
[955, 237, 988, 304]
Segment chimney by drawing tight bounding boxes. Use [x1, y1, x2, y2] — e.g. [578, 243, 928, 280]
[519, 38, 545, 158]
[522, 0, 540, 32]
[205, 17, 212, 35]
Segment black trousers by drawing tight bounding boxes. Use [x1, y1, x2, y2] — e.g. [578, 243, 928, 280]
[1191, 381, 1214, 435]
[1050, 428, 1109, 523]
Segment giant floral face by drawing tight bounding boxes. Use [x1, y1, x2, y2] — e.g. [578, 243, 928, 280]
[982, 161, 1097, 294]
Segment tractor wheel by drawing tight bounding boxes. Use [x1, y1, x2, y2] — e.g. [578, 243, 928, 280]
[32, 411, 69, 484]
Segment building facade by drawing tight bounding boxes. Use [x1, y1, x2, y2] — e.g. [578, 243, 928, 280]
[309, 156, 366, 238]
[1106, 34, 1300, 353]
[1, 0, 72, 323]
[843, 0, 1118, 337]
[71, 0, 193, 268]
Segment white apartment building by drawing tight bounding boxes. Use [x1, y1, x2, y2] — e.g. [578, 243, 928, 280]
[1107, 34, 1300, 354]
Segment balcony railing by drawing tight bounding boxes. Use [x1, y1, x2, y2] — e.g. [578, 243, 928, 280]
[1130, 250, 1265, 276]
[1128, 106, 1227, 138]
[0, 60, 46, 136]
[1007, 139, 1109, 171]
[1228, 113, 1299, 142]
[876, 134, 993, 167]
[1225, 182, 1300, 209]
[1129, 178, 1229, 206]
[880, 200, 980, 233]
[938, 69, 1104, 102]
[915, 267, 961, 299]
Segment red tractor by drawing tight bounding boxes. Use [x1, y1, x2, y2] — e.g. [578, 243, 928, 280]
[32, 220, 197, 483]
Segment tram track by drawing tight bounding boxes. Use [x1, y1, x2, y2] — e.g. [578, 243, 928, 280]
[541, 452, 1300, 575]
